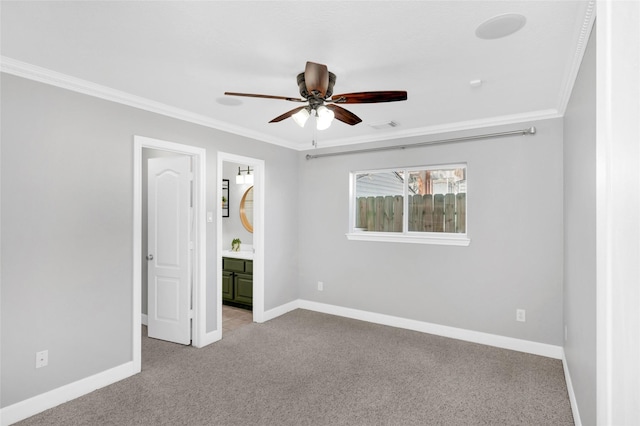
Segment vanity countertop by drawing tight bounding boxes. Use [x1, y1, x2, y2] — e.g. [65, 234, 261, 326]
[222, 250, 254, 260]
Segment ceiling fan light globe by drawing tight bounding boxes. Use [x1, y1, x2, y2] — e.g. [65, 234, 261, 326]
[292, 108, 310, 128]
[316, 117, 333, 131]
[315, 105, 335, 130]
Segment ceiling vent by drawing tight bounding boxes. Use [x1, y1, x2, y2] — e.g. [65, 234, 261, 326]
[369, 121, 399, 130]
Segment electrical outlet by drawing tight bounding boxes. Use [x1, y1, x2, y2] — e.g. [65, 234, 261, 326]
[516, 309, 526, 322]
[35, 350, 48, 368]
[317, 281, 323, 291]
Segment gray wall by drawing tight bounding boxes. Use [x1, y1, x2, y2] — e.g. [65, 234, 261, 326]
[298, 119, 564, 345]
[563, 26, 596, 425]
[0, 74, 299, 407]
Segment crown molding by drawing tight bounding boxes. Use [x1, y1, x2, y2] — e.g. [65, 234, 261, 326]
[556, 0, 596, 116]
[0, 56, 299, 151]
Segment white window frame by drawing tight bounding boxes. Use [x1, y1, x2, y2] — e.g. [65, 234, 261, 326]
[346, 163, 470, 246]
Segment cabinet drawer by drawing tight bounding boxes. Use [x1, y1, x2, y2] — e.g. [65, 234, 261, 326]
[245, 260, 253, 274]
[223, 257, 246, 273]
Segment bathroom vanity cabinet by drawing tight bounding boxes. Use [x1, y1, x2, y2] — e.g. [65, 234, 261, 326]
[222, 257, 253, 309]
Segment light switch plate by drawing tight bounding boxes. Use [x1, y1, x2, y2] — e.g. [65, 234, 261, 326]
[36, 350, 48, 368]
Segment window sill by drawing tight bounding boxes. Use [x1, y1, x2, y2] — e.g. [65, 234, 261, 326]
[345, 232, 470, 246]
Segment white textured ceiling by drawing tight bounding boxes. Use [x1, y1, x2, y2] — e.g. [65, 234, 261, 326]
[1, 1, 594, 150]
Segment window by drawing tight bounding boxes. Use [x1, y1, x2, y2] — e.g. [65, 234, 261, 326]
[348, 164, 469, 246]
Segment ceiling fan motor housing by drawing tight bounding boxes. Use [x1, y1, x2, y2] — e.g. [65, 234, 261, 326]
[297, 71, 337, 102]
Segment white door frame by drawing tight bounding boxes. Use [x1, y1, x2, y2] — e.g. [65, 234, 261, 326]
[133, 136, 207, 372]
[217, 152, 265, 330]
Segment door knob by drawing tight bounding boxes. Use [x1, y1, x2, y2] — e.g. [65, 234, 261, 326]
[146, 254, 154, 261]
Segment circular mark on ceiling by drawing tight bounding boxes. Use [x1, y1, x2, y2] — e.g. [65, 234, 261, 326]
[216, 97, 243, 106]
[476, 13, 527, 40]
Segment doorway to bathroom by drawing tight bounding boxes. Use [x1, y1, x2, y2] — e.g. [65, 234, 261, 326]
[217, 152, 265, 336]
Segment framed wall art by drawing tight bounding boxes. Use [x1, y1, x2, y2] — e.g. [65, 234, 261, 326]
[222, 179, 229, 217]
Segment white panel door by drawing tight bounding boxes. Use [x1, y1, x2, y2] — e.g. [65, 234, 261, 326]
[147, 155, 192, 344]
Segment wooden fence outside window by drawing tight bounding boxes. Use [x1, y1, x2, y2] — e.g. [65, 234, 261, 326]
[355, 193, 466, 233]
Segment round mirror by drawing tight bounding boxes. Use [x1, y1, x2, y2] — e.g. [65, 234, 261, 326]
[239, 186, 254, 233]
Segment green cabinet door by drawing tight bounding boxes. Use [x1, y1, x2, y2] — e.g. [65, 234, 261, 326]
[222, 270, 234, 301]
[222, 257, 253, 308]
[234, 273, 253, 305]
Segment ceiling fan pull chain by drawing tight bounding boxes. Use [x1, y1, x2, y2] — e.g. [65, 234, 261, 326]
[312, 122, 318, 148]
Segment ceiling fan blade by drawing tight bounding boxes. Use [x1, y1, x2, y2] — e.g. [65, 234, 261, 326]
[304, 62, 329, 98]
[269, 106, 307, 123]
[224, 92, 305, 102]
[330, 91, 408, 104]
[326, 104, 362, 126]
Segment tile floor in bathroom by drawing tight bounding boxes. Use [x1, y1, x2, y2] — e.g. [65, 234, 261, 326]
[222, 304, 253, 333]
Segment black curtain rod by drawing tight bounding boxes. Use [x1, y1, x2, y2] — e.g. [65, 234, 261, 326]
[305, 126, 537, 160]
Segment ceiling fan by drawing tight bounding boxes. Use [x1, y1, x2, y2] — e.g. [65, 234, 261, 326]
[224, 61, 407, 130]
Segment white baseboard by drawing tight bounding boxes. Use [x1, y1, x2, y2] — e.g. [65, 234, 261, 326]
[141, 313, 148, 326]
[562, 351, 583, 426]
[0, 361, 138, 426]
[297, 300, 563, 359]
[262, 300, 300, 322]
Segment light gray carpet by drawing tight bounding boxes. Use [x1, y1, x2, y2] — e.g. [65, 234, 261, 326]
[17, 309, 574, 425]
